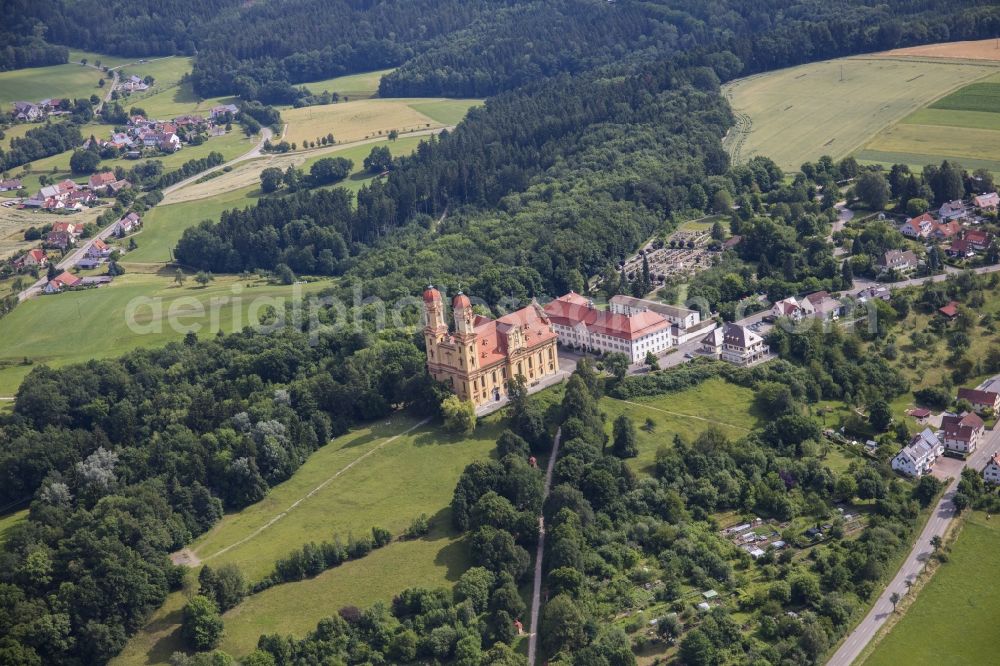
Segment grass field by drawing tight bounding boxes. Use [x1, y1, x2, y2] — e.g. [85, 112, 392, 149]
[858, 71, 1000, 174]
[0, 509, 27, 545]
[115, 57, 192, 89]
[297, 68, 394, 101]
[113, 406, 512, 665]
[600, 377, 761, 474]
[0, 274, 331, 396]
[132, 81, 240, 121]
[282, 98, 479, 146]
[863, 512, 1000, 666]
[0, 62, 103, 106]
[67, 50, 134, 69]
[723, 55, 1000, 171]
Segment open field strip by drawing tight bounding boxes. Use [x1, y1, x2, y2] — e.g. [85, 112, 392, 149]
[862, 122, 1000, 165]
[0, 274, 331, 396]
[282, 98, 480, 146]
[294, 68, 394, 101]
[877, 38, 1000, 61]
[113, 408, 511, 665]
[901, 108, 1000, 132]
[723, 55, 999, 172]
[131, 81, 240, 121]
[862, 512, 1000, 666]
[67, 50, 134, 69]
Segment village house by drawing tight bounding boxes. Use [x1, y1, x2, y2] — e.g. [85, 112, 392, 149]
[963, 229, 991, 250]
[86, 238, 112, 259]
[939, 199, 968, 222]
[878, 249, 919, 273]
[12, 248, 47, 270]
[891, 428, 944, 478]
[856, 285, 891, 303]
[974, 192, 999, 213]
[424, 287, 559, 407]
[75, 257, 101, 270]
[210, 104, 240, 120]
[51, 221, 84, 238]
[544, 292, 673, 363]
[983, 453, 1000, 485]
[931, 220, 962, 241]
[804, 291, 844, 321]
[89, 171, 118, 191]
[701, 323, 769, 367]
[114, 212, 141, 235]
[941, 412, 985, 455]
[957, 387, 1000, 414]
[946, 238, 976, 259]
[44, 230, 75, 250]
[770, 296, 814, 321]
[0, 178, 22, 192]
[12, 101, 41, 121]
[44, 271, 81, 294]
[900, 213, 935, 239]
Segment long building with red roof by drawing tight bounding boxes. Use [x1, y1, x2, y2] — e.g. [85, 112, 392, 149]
[423, 287, 559, 407]
[542, 292, 672, 363]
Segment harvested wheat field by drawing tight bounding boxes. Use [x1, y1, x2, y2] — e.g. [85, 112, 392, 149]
[878, 38, 1000, 61]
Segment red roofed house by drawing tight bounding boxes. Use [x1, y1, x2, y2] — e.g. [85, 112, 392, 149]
[543, 292, 673, 363]
[424, 288, 559, 408]
[44, 271, 81, 294]
[974, 192, 999, 213]
[13, 248, 48, 270]
[963, 229, 991, 250]
[45, 230, 75, 250]
[86, 238, 112, 259]
[938, 301, 959, 319]
[931, 220, 961, 240]
[947, 238, 975, 258]
[957, 387, 1000, 414]
[900, 213, 935, 239]
[89, 171, 117, 190]
[941, 412, 984, 455]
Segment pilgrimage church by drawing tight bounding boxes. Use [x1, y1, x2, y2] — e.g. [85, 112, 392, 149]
[423, 286, 560, 407]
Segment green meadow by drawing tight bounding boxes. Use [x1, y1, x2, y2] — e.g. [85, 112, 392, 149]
[0, 274, 331, 396]
[0, 62, 103, 106]
[409, 99, 484, 125]
[863, 512, 1000, 666]
[296, 68, 395, 101]
[0, 509, 27, 545]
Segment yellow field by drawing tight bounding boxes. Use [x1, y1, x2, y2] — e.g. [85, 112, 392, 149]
[863, 122, 1000, 163]
[723, 56, 999, 171]
[879, 38, 1000, 62]
[282, 98, 479, 146]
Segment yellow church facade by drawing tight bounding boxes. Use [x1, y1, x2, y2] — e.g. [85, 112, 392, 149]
[422, 287, 560, 407]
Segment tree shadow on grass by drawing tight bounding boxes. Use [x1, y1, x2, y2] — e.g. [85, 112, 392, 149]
[432, 534, 470, 583]
[141, 607, 187, 665]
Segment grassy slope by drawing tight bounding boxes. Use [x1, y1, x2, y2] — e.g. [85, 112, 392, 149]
[600, 377, 761, 474]
[0, 62, 104, 106]
[133, 82, 239, 121]
[0, 274, 331, 395]
[0, 509, 27, 545]
[296, 68, 394, 100]
[723, 55, 999, 172]
[863, 512, 1000, 666]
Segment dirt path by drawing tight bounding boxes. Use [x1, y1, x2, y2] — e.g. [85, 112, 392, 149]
[527, 427, 561, 665]
[189, 417, 431, 566]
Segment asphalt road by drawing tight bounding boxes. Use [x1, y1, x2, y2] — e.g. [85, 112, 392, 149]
[827, 421, 1000, 665]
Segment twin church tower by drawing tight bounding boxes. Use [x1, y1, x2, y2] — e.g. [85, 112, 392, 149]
[422, 286, 560, 407]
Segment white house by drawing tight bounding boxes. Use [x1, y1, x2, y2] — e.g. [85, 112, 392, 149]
[984, 453, 1000, 485]
[891, 428, 944, 477]
[544, 292, 673, 363]
[957, 387, 1000, 415]
[941, 412, 985, 455]
[608, 294, 706, 343]
[939, 200, 968, 221]
[900, 213, 935, 239]
[701, 323, 768, 367]
[770, 296, 814, 321]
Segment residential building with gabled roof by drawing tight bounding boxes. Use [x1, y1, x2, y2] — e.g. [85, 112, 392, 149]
[900, 213, 935, 238]
[973, 192, 999, 212]
[984, 453, 1000, 485]
[957, 387, 1000, 414]
[44, 271, 81, 294]
[892, 428, 944, 477]
[941, 412, 984, 454]
[701, 323, 768, 367]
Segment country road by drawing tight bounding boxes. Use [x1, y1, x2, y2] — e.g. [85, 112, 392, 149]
[526, 427, 561, 666]
[160, 127, 274, 198]
[827, 413, 1000, 665]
